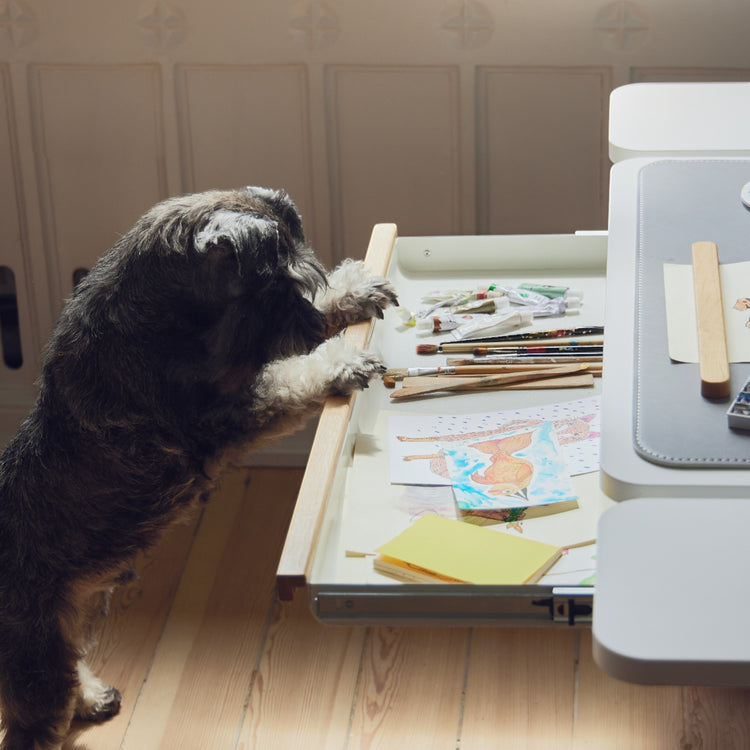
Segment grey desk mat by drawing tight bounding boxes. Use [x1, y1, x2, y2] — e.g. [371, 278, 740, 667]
[635, 159, 750, 467]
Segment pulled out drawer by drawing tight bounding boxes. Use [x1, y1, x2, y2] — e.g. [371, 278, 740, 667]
[276, 224, 609, 626]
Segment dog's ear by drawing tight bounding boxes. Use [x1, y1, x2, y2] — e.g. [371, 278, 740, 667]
[193, 209, 279, 279]
[242, 186, 305, 245]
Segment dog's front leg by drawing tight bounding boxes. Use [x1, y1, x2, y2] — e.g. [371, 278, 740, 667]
[314, 259, 398, 335]
[249, 336, 385, 441]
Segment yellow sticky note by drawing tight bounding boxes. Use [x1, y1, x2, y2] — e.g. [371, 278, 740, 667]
[374, 514, 561, 585]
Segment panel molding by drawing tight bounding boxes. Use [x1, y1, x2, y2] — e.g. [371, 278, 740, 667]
[28, 63, 167, 306]
[476, 65, 611, 235]
[175, 63, 317, 245]
[325, 64, 461, 262]
[0, 62, 38, 397]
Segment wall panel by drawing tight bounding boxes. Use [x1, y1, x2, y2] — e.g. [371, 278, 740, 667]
[477, 67, 611, 235]
[326, 65, 461, 261]
[176, 64, 316, 244]
[29, 64, 167, 303]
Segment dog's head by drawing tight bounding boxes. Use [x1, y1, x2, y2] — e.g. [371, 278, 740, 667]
[52, 187, 330, 412]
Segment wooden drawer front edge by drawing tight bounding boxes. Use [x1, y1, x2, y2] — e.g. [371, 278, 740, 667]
[276, 223, 398, 600]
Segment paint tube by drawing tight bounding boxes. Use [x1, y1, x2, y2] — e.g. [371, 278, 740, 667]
[421, 288, 506, 304]
[450, 309, 534, 341]
[415, 313, 460, 334]
[491, 286, 551, 306]
[525, 297, 582, 318]
[396, 307, 416, 327]
[519, 282, 585, 300]
[450, 296, 510, 315]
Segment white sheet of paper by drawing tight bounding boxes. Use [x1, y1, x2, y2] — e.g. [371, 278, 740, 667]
[664, 260, 750, 362]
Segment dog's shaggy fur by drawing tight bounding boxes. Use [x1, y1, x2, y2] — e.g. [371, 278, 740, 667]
[0, 186, 396, 750]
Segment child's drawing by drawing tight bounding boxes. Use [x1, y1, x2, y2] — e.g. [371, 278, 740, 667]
[388, 397, 600, 485]
[443, 422, 578, 516]
[733, 297, 750, 327]
[538, 543, 597, 586]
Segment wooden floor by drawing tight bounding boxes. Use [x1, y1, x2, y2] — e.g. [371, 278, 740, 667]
[45, 466, 750, 749]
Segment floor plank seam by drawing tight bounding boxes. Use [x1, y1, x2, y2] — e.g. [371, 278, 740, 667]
[231, 589, 280, 750]
[342, 626, 372, 750]
[454, 627, 473, 750]
[572, 629, 582, 745]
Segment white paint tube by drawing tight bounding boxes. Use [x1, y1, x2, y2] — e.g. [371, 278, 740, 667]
[450, 309, 534, 340]
[415, 313, 460, 333]
[525, 297, 582, 318]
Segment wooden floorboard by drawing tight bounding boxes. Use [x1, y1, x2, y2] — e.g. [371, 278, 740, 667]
[2, 465, 747, 750]
[239, 595, 366, 750]
[348, 627, 469, 750]
[460, 627, 578, 749]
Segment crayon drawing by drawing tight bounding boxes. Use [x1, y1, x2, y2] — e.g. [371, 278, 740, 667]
[443, 422, 578, 515]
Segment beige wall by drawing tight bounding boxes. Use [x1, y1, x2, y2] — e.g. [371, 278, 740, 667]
[1, 0, 749, 450]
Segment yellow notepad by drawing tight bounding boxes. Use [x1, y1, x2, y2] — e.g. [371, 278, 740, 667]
[374, 514, 561, 585]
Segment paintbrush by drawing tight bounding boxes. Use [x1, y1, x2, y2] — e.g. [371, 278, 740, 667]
[399, 372, 596, 391]
[446, 354, 603, 365]
[389, 364, 589, 400]
[415, 326, 604, 354]
[384, 363, 584, 381]
[471, 344, 603, 356]
[435, 361, 603, 376]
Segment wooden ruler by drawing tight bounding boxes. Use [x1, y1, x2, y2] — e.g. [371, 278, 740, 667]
[692, 241, 730, 399]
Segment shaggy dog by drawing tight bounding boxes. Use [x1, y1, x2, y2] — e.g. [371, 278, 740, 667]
[0, 186, 397, 750]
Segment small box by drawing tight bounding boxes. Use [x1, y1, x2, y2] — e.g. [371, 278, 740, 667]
[726, 377, 750, 430]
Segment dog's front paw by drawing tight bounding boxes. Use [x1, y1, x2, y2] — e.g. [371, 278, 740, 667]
[318, 260, 398, 331]
[324, 341, 386, 396]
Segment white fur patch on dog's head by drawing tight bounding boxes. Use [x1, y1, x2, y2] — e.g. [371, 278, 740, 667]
[194, 210, 277, 255]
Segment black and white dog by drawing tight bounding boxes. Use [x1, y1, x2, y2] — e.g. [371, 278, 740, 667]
[0, 187, 396, 750]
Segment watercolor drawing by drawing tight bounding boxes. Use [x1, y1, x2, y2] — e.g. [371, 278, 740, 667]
[388, 397, 601, 485]
[443, 422, 578, 516]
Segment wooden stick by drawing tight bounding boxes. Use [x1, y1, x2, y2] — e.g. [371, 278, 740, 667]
[692, 241, 730, 399]
[401, 373, 595, 391]
[390, 364, 589, 400]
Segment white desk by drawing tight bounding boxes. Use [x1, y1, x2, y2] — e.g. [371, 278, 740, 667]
[594, 83, 750, 685]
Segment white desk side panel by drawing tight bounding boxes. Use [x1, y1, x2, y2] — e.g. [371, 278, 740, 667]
[594, 497, 750, 686]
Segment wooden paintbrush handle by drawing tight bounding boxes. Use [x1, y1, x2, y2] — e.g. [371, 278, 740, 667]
[692, 241, 730, 399]
[390, 364, 586, 400]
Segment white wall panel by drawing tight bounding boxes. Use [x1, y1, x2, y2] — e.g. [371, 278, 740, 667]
[326, 65, 461, 262]
[176, 64, 317, 246]
[477, 67, 611, 235]
[28, 64, 167, 303]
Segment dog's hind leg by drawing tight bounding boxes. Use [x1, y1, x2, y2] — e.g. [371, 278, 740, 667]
[314, 259, 398, 334]
[72, 589, 121, 723]
[0, 625, 78, 750]
[74, 661, 121, 723]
